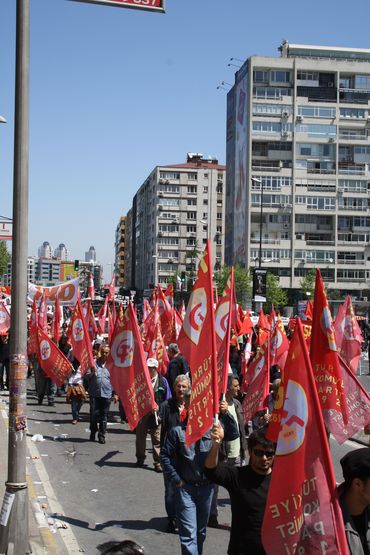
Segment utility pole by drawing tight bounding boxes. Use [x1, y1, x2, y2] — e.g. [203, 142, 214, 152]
[0, 1, 30, 553]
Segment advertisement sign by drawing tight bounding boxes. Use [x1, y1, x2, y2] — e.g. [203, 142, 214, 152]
[253, 268, 267, 302]
[69, 0, 165, 13]
[0, 221, 12, 240]
[60, 262, 78, 282]
[28, 277, 80, 306]
[233, 74, 248, 263]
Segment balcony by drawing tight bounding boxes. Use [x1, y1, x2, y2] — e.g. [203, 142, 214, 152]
[337, 259, 365, 265]
[338, 162, 367, 175]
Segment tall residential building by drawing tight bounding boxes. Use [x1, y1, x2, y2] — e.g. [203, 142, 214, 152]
[35, 258, 61, 285]
[1, 257, 36, 286]
[54, 242, 70, 261]
[130, 153, 226, 291]
[125, 208, 133, 289]
[225, 41, 370, 295]
[114, 216, 127, 288]
[38, 241, 53, 259]
[85, 246, 96, 263]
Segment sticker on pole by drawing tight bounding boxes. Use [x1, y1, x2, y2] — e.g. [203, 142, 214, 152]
[68, 0, 166, 13]
[0, 492, 15, 527]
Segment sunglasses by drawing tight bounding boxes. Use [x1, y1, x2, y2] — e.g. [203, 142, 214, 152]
[253, 449, 275, 458]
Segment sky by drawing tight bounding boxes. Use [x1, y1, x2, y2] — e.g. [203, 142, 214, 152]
[1, 0, 370, 281]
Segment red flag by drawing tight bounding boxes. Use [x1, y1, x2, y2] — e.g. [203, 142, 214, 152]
[52, 295, 61, 343]
[88, 272, 95, 300]
[82, 299, 98, 341]
[334, 295, 362, 375]
[28, 298, 38, 355]
[157, 285, 174, 345]
[164, 283, 174, 308]
[241, 340, 269, 422]
[38, 292, 48, 333]
[106, 273, 116, 302]
[69, 297, 95, 374]
[263, 320, 349, 555]
[178, 240, 219, 446]
[107, 303, 156, 430]
[240, 333, 253, 391]
[305, 298, 313, 320]
[310, 269, 348, 428]
[37, 326, 73, 387]
[179, 300, 186, 321]
[238, 310, 254, 336]
[174, 308, 183, 340]
[256, 308, 269, 346]
[96, 296, 108, 335]
[142, 298, 151, 321]
[0, 301, 10, 336]
[327, 355, 370, 444]
[215, 268, 234, 395]
[270, 313, 289, 371]
[107, 305, 114, 344]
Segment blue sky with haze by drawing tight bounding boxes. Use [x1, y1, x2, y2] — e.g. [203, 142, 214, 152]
[1, 0, 370, 280]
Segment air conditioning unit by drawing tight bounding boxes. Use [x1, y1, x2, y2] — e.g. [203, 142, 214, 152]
[328, 82, 334, 88]
[280, 203, 286, 208]
[282, 111, 289, 118]
[296, 115, 303, 122]
[329, 137, 335, 142]
[283, 223, 289, 229]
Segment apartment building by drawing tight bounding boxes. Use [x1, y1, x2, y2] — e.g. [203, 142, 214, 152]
[114, 216, 128, 288]
[130, 153, 226, 291]
[225, 41, 370, 295]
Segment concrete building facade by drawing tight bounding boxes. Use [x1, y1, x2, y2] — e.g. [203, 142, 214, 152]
[114, 216, 128, 288]
[129, 153, 226, 291]
[225, 41, 370, 296]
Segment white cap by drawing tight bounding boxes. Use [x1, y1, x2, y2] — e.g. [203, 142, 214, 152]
[147, 358, 159, 369]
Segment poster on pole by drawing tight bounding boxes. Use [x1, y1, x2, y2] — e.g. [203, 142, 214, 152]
[68, 0, 165, 13]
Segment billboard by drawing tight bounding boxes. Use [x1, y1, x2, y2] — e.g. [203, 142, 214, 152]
[253, 268, 267, 303]
[233, 74, 248, 263]
[69, 0, 165, 12]
[60, 263, 78, 282]
[0, 221, 12, 240]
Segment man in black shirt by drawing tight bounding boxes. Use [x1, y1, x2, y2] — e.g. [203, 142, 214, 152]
[204, 427, 275, 555]
[166, 343, 190, 394]
[338, 447, 370, 555]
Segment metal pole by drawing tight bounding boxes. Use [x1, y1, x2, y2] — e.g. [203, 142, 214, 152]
[258, 178, 263, 269]
[0, 1, 30, 553]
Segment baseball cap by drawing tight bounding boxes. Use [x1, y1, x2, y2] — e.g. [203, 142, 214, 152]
[147, 358, 159, 368]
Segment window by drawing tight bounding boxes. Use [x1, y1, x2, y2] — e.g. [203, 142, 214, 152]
[187, 185, 197, 193]
[187, 238, 196, 246]
[159, 172, 180, 180]
[203, 186, 208, 193]
[187, 225, 196, 233]
[297, 71, 319, 81]
[204, 173, 209, 179]
[187, 199, 197, 206]
[158, 237, 179, 245]
[253, 70, 268, 83]
[203, 199, 208, 205]
[297, 105, 336, 118]
[158, 198, 179, 206]
[295, 123, 336, 137]
[340, 107, 366, 119]
[270, 70, 290, 83]
[354, 75, 370, 90]
[217, 213, 222, 220]
[188, 173, 197, 180]
[187, 212, 196, 220]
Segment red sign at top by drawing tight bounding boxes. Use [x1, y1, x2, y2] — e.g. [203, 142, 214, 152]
[69, 0, 165, 12]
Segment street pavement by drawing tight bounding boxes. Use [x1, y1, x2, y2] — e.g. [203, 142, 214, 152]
[0, 356, 369, 555]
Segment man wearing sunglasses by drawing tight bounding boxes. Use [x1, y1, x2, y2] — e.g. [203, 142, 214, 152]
[204, 427, 275, 555]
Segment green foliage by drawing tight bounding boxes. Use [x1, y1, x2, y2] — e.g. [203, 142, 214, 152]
[214, 264, 252, 307]
[299, 269, 316, 298]
[265, 272, 288, 311]
[0, 242, 10, 277]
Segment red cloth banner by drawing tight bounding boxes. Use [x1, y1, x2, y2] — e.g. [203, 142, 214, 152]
[263, 319, 349, 555]
[53, 295, 61, 344]
[270, 314, 289, 371]
[107, 303, 156, 430]
[215, 268, 234, 395]
[257, 308, 269, 346]
[178, 240, 219, 446]
[28, 298, 38, 354]
[37, 326, 73, 387]
[38, 292, 48, 333]
[82, 299, 98, 341]
[334, 295, 362, 375]
[69, 297, 95, 374]
[96, 296, 108, 335]
[157, 285, 174, 345]
[310, 269, 348, 429]
[0, 301, 10, 336]
[241, 340, 269, 422]
[28, 277, 80, 306]
[88, 272, 95, 300]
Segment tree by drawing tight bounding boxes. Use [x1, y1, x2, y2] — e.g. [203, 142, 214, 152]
[214, 264, 252, 307]
[299, 269, 316, 299]
[0, 241, 10, 278]
[266, 272, 288, 312]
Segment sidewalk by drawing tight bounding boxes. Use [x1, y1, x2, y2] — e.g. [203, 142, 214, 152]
[0, 394, 61, 555]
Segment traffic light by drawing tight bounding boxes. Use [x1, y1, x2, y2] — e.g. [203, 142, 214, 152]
[74, 259, 79, 272]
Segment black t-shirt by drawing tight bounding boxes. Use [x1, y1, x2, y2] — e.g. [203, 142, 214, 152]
[204, 464, 270, 555]
[352, 513, 369, 555]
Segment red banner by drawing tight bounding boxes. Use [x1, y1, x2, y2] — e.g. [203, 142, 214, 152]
[37, 327, 73, 387]
[107, 303, 156, 430]
[69, 298, 95, 374]
[334, 295, 362, 375]
[0, 301, 10, 336]
[263, 320, 349, 555]
[241, 341, 269, 422]
[178, 240, 219, 446]
[270, 314, 289, 371]
[88, 272, 95, 300]
[157, 285, 174, 345]
[96, 296, 108, 335]
[215, 268, 234, 395]
[53, 295, 61, 344]
[310, 269, 348, 428]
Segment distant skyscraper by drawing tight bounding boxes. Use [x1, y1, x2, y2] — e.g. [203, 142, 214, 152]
[54, 243, 70, 261]
[85, 245, 96, 263]
[38, 241, 53, 259]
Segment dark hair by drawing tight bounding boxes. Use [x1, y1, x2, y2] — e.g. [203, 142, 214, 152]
[227, 374, 240, 390]
[248, 430, 275, 452]
[101, 540, 146, 555]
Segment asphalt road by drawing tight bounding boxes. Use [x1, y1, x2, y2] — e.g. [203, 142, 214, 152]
[19, 356, 370, 555]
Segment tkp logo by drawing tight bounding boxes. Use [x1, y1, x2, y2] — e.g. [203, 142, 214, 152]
[111, 330, 134, 368]
[320, 307, 337, 351]
[72, 318, 84, 342]
[215, 301, 229, 340]
[40, 339, 51, 361]
[276, 380, 308, 456]
[183, 288, 207, 346]
[0, 310, 6, 324]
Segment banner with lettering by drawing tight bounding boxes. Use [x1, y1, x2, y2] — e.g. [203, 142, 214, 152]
[178, 240, 219, 446]
[262, 319, 349, 555]
[107, 302, 156, 430]
[28, 278, 80, 306]
[241, 340, 269, 423]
